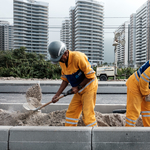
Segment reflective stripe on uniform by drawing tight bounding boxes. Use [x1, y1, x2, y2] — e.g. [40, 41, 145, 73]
[140, 76, 149, 83]
[65, 121, 78, 125]
[65, 117, 78, 125]
[126, 117, 136, 122]
[66, 117, 78, 121]
[141, 111, 150, 114]
[134, 73, 139, 82]
[86, 121, 97, 127]
[79, 77, 96, 93]
[141, 111, 150, 117]
[125, 121, 135, 126]
[125, 117, 136, 126]
[87, 69, 95, 75]
[142, 115, 150, 117]
[143, 72, 150, 80]
[138, 69, 141, 77]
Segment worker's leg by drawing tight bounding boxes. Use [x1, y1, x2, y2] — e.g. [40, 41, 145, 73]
[141, 98, 150, 126]
[125, 88, 142, 127]
[82, 86, 98, 127]
[65, 93, 82, 126]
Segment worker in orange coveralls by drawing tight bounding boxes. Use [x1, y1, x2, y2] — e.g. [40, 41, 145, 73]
[125, 60, 150, 127]
[48, 41, 98, 127]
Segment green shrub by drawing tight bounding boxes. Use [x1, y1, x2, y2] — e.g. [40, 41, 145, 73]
[0, 47, 61, 79]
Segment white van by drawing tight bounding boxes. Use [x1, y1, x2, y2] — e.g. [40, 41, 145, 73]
[96, 66, 115, 81]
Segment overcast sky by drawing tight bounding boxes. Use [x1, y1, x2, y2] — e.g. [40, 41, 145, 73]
[0, 0, 147, 63]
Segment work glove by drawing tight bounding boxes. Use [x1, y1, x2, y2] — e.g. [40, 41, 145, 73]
[145, 94, 150, 102]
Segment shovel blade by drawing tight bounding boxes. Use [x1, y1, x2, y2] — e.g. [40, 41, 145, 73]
[23, 103, 37, 111]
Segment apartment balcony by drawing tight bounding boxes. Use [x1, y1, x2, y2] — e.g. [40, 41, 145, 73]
[14, 11, 48, 18]
[76, 3, 95, 8]
[75, 25, 102, 31]
[76, 22, 103, 28]
[136, 9, 146, 18]
[75, 9, 103, 17]
[75, 37, 102, 43]
[75, 34, 103, 39]
[14, 12, 27, 17]
[14, 5, 27, 11]
[75, 18, 103, 25]
[75, 28, 102, 34]
[75, 44, 103, 49]
[77, 6, 103, 14]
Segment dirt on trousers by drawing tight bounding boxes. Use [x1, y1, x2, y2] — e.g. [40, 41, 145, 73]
[0, 83, 143, 127]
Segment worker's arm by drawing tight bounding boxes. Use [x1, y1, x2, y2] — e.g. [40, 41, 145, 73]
[72, 77, 92, 94]
[52, 80, 68, 103]
[72, 53, 96, 94]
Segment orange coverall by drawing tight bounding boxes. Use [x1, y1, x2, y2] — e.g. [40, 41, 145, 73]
[125, 60, 150, 127]
[60, 50, 98, 127]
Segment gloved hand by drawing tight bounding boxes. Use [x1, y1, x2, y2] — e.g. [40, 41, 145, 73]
[145, 94, 150, 102]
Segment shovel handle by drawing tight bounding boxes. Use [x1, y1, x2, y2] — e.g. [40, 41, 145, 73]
[37, 89, 73, 111]
[38, 95, 65, 110]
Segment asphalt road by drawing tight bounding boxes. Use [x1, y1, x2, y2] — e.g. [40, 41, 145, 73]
[0, 93, 127, 104]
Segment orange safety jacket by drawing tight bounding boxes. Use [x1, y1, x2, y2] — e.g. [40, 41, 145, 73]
[126, 60, 150, 96]
[125, 60, 150, 127]
[59, 50, 97, 93]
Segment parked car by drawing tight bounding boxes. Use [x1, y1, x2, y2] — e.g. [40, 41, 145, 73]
[96, 66, 115, 81]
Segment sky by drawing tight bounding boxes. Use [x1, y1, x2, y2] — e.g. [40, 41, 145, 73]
[0, 0, 147, 63]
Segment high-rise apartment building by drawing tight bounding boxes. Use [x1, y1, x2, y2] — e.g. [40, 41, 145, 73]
[136, 2, 147, 67]
[147, 0, 150, 61]
[13, 0, 49, 58]
[0, 21, 14, 51]
[115, 21, 130, 67]
[68, 0, 104, 65]
[129, 13, 136, 68]
[69, 7, 76, 51]
[60, 20, 69, 49]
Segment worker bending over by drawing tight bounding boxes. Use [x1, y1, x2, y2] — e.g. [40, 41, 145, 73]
[126, 60, 150, 127]
[48, 41, 98, 127]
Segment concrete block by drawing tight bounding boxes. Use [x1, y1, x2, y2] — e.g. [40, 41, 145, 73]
[9, 126, 92, 150]
[92, 127, 150, 150]
[0, 126, 12, 150]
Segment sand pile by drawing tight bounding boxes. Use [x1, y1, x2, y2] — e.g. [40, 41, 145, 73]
[0, 109, 143, 126]
[0, 83, 143, 127]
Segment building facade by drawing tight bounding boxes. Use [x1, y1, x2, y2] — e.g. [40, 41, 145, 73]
[60, 20, 70, 50]
[129, 13, 136, 68]
[13, 0, 49, 58]
[135, 2, 147, 67]
[65, 0, 104, 65]
[115, 21, 130, 68]
[69, 6, 76, 51]
[75, 0, 104, 65]
[0, 21, 14, 51]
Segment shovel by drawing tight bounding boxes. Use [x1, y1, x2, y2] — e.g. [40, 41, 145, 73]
[23, 88, 73, 111]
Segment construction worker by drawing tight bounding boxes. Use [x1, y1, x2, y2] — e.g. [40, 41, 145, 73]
[48, 41, 98, 127]
[125, 60, 150, 127]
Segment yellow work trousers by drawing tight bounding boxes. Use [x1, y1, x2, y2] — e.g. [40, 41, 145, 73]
[125, 88, 150, 127]
[65, 85, 98, 127]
